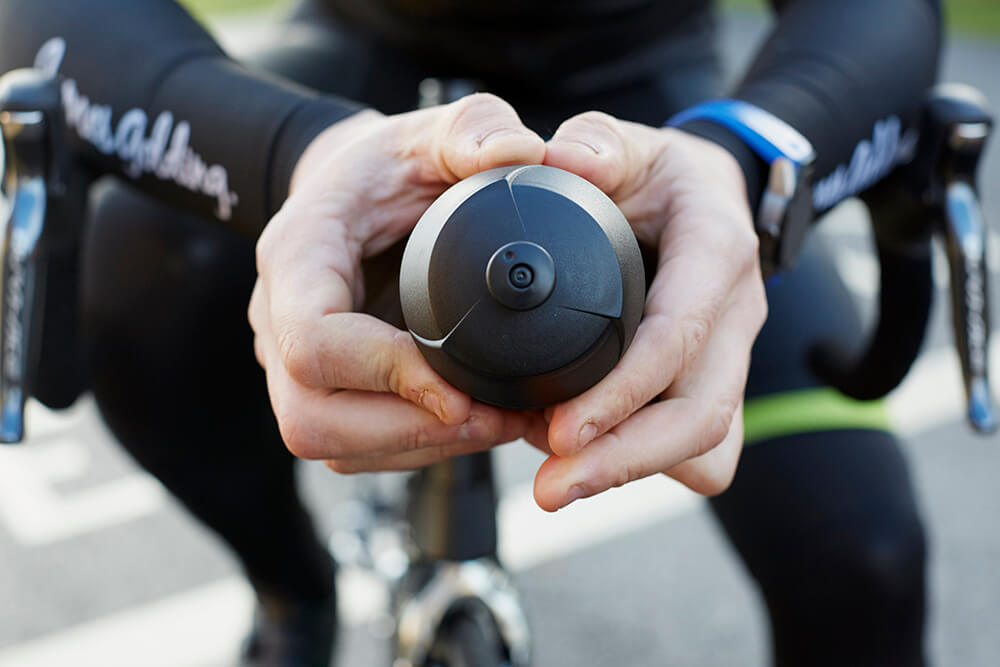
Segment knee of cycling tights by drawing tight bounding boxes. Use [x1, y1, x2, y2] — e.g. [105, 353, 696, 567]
[81, 179, 268, 445]
[714, 392, 928, 666]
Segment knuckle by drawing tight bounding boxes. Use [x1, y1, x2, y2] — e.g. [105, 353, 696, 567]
[730, 224, 760, 273]
[700, 397, 738, 454]
[278, 412, 319, 459]
[456, 91, 506, 113]
[447, 93, 509, 132]
[677, 313, 711, 373]
[612, 461, 637, 490]
[383, 330, 414, 396]
[608, 376, 646, 422]
[751, 281, 769, 329]
[277, 325, 319, 387]
[254, 213, 290, 274]
[254, 227, 274, 268]
[603, 434, 636, 489]
[696, 466, 736, 497]
[559, 110, 617, 135]
[401, 422, 438, 452]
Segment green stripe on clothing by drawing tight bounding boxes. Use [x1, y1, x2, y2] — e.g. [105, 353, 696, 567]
[743, 387, 891, 445]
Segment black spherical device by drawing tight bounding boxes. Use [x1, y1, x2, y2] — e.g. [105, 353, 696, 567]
[399, 165, 645, 409]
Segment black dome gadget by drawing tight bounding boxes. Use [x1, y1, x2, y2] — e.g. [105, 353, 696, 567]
[399, 165, 645, 409]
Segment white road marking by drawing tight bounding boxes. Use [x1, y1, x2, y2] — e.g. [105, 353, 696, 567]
[0, 578, 253, 667]
[498, 475, 701, 571]
[0, 477, 702, 667]
[889, 336, 1000, 436]
[0, 437, 165, 546]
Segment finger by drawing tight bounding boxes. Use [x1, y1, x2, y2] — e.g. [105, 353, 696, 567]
[534, 299, 757, 511]
[662, 403, 744, 494]
[248, 279, 269, 368]
[544, 111, 662, 199]
[404, 93, 546, 183]
[324, 439, 499, 473]
[326, 412, 551, 473]
[258, 247, 471, 424]
[269, 371, 525, 461]
[546, 247, 741, 457]
[522, 412, 554, 456]
[323, 416, 548, 473]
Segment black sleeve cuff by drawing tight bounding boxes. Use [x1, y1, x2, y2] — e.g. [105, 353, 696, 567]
[267, 96, 365, 223]
[675, 118, 767, 215]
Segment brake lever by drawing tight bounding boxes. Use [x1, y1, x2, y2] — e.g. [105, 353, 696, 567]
[0, 69, 65, 443]
[941, 161, 995, 433]
[921, 84, 996, 434]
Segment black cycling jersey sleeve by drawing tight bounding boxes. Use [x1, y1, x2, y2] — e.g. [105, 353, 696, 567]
[681, 0, 942, 215]
[0, 0, 362, 236]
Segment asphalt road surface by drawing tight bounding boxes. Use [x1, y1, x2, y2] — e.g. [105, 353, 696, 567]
[0, 10, 998, 667]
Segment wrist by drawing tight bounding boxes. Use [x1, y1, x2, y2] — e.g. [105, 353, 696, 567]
[290, 108, 385, 195]
[666, 100, 816, 277]
[676, 119, 766, 214]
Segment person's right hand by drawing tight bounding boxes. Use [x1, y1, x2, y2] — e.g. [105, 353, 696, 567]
[249, 94, 550, 473]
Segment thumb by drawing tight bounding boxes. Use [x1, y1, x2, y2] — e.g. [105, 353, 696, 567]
[545, 111, 658, 198]
[410, 93, 546, 182]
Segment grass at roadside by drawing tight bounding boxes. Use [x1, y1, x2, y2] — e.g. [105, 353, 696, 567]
[721, 0, 999, 38]
[180, 0, 998, 39]
[178, 0, 287, 22]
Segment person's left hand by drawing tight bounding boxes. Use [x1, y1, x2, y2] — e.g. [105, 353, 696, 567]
[530, 111, 769, 511]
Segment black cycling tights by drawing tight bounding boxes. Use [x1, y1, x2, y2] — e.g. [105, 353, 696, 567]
[83, 180, 334, 603]
[77, 3, 926, 663]
[711, 429, 927, 667]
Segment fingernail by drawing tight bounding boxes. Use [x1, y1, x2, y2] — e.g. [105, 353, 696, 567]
[553, 137, 603, 155]
[477, 126, 528, 149]
[578, 422, 598, 449]
[565, 484, 587, 507]
[421, 390, 446, 422]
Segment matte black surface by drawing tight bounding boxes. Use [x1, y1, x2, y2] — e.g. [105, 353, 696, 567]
[400, 165, 643, 409]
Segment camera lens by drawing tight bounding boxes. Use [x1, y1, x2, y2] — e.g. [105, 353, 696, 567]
[509, 264, 533, 288]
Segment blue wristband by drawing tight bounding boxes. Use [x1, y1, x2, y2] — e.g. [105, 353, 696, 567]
[667, 99, 815, 167]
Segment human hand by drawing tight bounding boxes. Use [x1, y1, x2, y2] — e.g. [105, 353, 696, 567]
[249, 94, 549, 473]
[531, 112, 768, 511]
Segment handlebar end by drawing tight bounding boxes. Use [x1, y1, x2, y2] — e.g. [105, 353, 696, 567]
[0, 391, 25, 444]
[968, 379, 998, 435]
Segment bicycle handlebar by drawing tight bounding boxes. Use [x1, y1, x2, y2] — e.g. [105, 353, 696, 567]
[811, 83, 997, 434]
[0, 69, 69, 443]
[0, 68, 994, 440]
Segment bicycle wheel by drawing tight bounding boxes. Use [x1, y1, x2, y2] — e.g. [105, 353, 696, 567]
[426, 606, 508, 667]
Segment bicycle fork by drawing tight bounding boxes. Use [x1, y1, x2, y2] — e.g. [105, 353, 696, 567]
[329, 452, 532, 667]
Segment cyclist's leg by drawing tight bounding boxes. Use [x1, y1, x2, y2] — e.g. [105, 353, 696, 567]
[709, 238, 927, 667]
[505, 12, 925, 662]
[78, 5, 405, 663]
[82, 178, 337, 599]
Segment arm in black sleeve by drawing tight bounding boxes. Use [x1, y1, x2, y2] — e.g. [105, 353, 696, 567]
[682, 0, 942, 214]
[0, 0, 362, 236]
